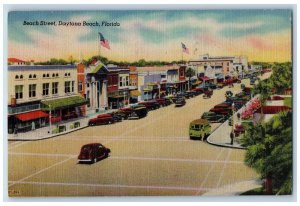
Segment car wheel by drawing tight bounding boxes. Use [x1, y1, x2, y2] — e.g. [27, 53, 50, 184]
[108, 121, 112, 124]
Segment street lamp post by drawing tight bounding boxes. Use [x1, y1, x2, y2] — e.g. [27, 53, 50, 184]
[49, 104, 52, 134]
[123, 91, 126, 108]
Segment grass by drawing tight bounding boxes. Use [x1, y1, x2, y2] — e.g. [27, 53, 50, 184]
[284, 97, 292, 107]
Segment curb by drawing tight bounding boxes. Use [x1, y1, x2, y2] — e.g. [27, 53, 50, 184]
[8, 125, 89, 141]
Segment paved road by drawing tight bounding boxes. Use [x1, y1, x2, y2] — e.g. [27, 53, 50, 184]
[8, 76, 271, 197]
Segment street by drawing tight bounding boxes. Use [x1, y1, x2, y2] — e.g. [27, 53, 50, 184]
[8, 77, 269, 196]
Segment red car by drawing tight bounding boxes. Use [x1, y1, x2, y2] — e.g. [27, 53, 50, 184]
[88, 113, 114, 126]
[78, 143, 111, 163]
[209, 103, 233, 116]
[155, 98, 172, 107]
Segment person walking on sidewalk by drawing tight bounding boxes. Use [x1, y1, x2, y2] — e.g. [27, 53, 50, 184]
[230, 132, 234, 145]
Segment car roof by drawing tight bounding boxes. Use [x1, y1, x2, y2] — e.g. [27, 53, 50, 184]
[82, 143, 102, 147]
[190, 119, 209, 125]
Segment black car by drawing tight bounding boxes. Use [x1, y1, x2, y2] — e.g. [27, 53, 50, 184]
[207, 83, 217, 89]
[108, 111, 126, 122]
[225, 91, 233, 98]
[175, 97, 186, 107]
[186, 90, 196, 97]
[201, 112, 227, 123]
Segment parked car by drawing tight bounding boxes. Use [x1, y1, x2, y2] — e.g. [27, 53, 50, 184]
[155, 98, 172, 107]
[207, 83, 217, 89]
[225, 91, 233, 98]
[203, 90, 213, 98]
[209, 103, 233, 116]
[189, 119, 211, 141]
[201, 112, 226, 123]
[216, 82, 223, 89]
[175, 97, 186, 107]
[119, 105, 148, 119]
[107, 111, 126, 122]
[186, 90, 197, 97]
[88, 114, 114, 126]
[78, 143, 111, 163]
[191, 88, 204, 95]
[138, 100, 160, 110]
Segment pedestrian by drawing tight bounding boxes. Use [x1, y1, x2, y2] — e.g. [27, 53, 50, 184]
[31, 121, 35, 130]
[14, 127, 18, 137]
[237, 112, 241, 121]
[230, 132, 234, 145]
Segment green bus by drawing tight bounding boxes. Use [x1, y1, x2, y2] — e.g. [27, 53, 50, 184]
[189, 119, 211, 141]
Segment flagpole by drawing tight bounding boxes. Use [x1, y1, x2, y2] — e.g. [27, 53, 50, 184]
[98, 33, 101, 59]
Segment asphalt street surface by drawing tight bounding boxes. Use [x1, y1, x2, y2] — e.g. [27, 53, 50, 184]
[8, 77, 268, 196]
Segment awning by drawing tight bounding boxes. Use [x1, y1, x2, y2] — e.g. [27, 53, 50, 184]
[192, 80, 201, 86]
[41, 96, 87, 111]
[109, 95, 124, 99]
[143, 88, 153, 91]
[130, 90, 141, 97]
[16, 110, 49, 122]
[147, 82, 157, 86]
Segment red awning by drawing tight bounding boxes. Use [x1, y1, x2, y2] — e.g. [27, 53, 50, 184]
[15, 110, 49, 122]
[199, 76, 210, 81]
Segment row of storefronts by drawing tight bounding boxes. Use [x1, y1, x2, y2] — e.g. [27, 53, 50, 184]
[7, 55, 253, 134]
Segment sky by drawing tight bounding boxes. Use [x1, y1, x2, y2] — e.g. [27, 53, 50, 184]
[8, 10, 292, 62]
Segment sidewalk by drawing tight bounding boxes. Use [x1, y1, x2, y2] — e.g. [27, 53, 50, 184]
[206, 95, 261, 149]
[202, 179, 262, 196]
[206, 106, 247, 149]
[8, 109, 115, 141]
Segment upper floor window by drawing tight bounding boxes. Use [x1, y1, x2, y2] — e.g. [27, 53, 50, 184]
[78, 81, 83, 92]
[33, 74, 37, 78]
[42, 83, 50, 96]
[43, 74, 46, 78]
[56, 73, 59, 77]
[15, 75, 19, 79]
[119, 77, 123, 87]
[15, 85, 23, 99]
[20, 75, 23, 79]
[46, 74, 50, 78]
[29, 74, 32, 79]
[52, 73, 55, 77]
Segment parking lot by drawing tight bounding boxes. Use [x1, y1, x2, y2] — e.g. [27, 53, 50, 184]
[8, 77, 266, 196]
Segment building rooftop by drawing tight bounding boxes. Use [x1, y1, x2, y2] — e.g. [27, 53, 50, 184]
[8, 58, 25, 63]
[136, 65, 179, 72]
[8, 65, 77, 71]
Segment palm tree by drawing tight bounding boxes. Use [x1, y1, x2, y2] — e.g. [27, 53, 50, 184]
[241, 112, 292, 195]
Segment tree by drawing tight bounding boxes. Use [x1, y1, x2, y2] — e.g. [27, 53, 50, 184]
[270, 62, 292, 94]
[241, 112, 292, 195]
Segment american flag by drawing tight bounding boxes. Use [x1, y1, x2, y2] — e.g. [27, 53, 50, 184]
[99, 32, 110, 50]
[181, 42, 189, 54]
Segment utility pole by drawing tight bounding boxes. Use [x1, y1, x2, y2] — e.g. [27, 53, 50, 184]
[49, 104, 52, 134]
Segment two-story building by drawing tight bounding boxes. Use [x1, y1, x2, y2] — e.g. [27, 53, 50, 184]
[106, 65, 130, 109]
[189, 54, 248, 82]
[8, 64, 87, 133]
